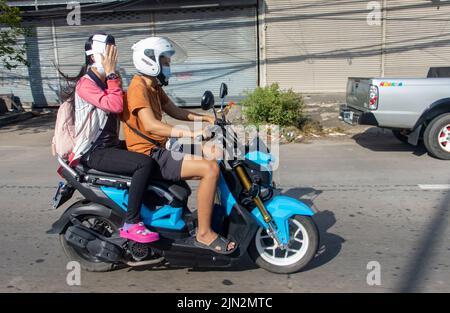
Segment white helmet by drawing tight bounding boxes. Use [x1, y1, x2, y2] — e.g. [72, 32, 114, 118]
[132, 37, 176, 83]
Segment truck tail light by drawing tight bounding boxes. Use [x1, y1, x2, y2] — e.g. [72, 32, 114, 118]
[368, 85, 379, 110]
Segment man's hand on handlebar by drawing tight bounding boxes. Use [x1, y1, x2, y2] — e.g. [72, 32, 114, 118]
[203, 115, 216, 125]
[193, 126, 215, 142]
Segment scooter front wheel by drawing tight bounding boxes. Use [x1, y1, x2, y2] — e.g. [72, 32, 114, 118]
[248, 215, 319, 274]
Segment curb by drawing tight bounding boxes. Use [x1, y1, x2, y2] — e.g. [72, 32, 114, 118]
[0, 112, 34, 127]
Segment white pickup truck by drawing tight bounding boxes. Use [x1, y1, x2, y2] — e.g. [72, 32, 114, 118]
[340, 75, 450, 160]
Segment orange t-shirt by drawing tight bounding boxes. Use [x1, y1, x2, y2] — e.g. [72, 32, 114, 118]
[123, 74, 170, 155]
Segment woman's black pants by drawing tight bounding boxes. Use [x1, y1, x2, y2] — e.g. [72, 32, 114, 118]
[83, 147, 154, 224]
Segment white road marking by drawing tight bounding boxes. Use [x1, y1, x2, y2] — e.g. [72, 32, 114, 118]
[418, 184, 450, 190]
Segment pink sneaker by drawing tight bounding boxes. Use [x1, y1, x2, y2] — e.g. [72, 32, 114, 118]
[119, 222, 159, 243]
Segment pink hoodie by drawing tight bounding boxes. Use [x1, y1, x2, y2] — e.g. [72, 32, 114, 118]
[70, 75, 123, 165]
[76, 76, 123, 113]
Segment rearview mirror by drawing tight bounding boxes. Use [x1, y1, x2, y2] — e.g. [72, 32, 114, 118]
[201, 91, 215, 110]
[219, 83, 228, 99]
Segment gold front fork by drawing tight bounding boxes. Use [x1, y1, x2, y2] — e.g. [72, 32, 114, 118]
[235, 164, 285, 248]
[235, 165, 272, 223]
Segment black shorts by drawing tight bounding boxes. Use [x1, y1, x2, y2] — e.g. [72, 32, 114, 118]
[150, 147, 185, 181]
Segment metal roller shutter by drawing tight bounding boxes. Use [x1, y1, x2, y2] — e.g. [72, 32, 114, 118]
[153, 6, 258, 106]
[54, 11, 152, 91]
[0, 28, 32, 104]
[264, 0, 383, 93]
[384, 0, 450, 77]
[0, 21, 59, 106]
[1, 5, 257, 107]
[55, 7, 257, 106]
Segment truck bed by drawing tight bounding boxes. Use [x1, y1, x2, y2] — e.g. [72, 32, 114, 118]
[343, 77, 450, 129]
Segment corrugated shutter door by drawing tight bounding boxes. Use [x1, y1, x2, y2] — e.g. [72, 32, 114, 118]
[154, 7, 257, 106]
[54, 12, 152, 91]
[0, 21, 59, 106]
[0, 28, 32, 104]
[385, 1, 450, 77]
[265, 0, 382, 93]
[35, 23, 61, 105]
[2, 7, 257, 107]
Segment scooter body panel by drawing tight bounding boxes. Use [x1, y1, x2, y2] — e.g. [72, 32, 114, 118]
[100, 186, 186, 230]
[217, 173, 237, 215]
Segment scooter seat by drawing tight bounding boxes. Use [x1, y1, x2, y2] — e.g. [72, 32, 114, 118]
[75, 164, 191, 203]
[76, 164, 133, 181]
[85, 167, 132, 180]
[148, 180, 191, 203]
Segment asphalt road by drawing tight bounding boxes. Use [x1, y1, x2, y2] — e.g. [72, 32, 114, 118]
[0, 114, 449, 293]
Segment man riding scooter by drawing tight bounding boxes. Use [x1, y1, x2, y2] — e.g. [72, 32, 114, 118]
[122, 37, 236, 254]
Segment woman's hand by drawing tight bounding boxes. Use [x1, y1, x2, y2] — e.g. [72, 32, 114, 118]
[101, 44, 118, 75]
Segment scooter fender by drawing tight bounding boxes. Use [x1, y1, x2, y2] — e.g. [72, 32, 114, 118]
[47, 200, 124, 235]
[251, 195, 314, 245]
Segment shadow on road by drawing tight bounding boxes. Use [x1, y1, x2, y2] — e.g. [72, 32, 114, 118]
[128, 187, 344, 274]
[282, 187, 322, 209]
[396, 181, 450, 292]
[304, 210, 346, 271]
[0, 113, 55, 135]
[352, 127, 427, 157]
[282, 187, 345, 272]
[126, 254, 259, 274]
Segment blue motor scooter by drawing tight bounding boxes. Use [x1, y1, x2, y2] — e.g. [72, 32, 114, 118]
[50, 83, 319, 274]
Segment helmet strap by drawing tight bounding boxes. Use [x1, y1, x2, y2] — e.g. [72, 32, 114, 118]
[156, 72, 168, 86]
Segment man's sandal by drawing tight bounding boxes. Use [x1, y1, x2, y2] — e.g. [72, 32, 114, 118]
[193, 235, 237, 255]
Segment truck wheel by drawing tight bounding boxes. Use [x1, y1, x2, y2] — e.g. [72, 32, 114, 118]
[423, 113, 450, 160]
[392, 129, 410, 144]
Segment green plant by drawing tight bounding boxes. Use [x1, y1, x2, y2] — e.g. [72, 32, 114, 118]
[0, 0, 29, 70]
[241, 83, 305, 127]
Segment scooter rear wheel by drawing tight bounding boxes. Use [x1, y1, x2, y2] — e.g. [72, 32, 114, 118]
[60, 215, 120, 272]
[248, 215, 319, 274]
